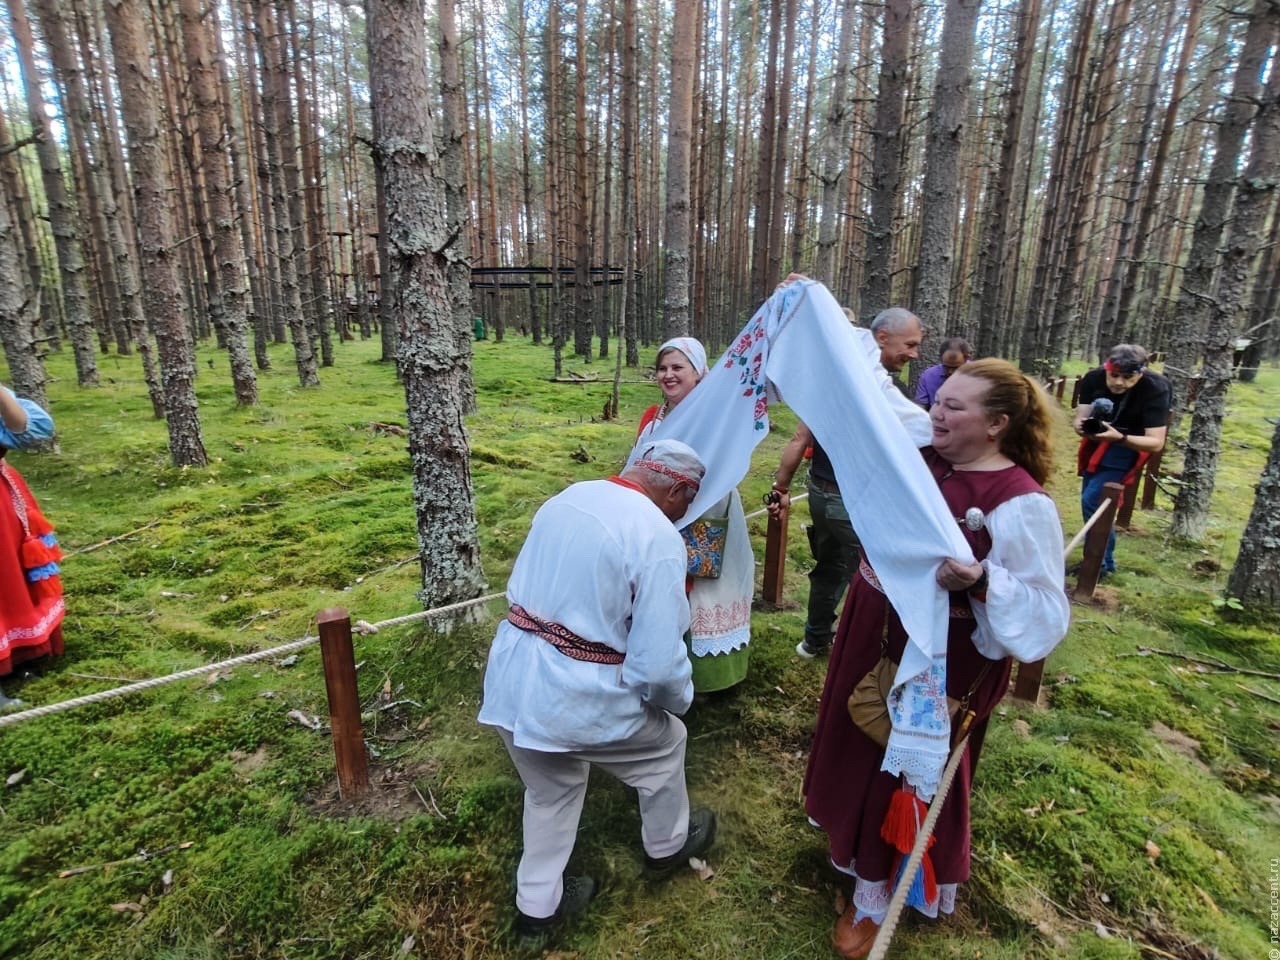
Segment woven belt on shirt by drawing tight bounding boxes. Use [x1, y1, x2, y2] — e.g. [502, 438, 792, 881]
[506, 604, 625, 664]
[857, 555, 974, 619]
[808, 474, 840, 495]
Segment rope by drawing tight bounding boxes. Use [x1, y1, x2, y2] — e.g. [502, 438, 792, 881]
[0, 634, 320, 730]
[353, 591, 505, 634]
[866, 734, 972, 960]
[0, 592, 508, 730]
[1062, 496, 1113, 558]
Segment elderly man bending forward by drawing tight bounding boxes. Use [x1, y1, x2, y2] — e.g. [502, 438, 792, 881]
[478, 438, 718, 944]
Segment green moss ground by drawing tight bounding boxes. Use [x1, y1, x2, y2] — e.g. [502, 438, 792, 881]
[0, 336, 1276, 959]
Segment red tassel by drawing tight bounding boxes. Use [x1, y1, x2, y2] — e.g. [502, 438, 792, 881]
[881, 787, 928, 854]
[28, 512, 53, 538]
[920, 849, 938, 906]
[31, 574, 62, 602]
[22, 536, 53, 568]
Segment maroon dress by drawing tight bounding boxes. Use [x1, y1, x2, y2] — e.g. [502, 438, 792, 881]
[803, 449, 1044, 892]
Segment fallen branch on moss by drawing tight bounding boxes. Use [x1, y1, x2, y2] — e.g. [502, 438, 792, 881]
[1125, 646, 1280, 681]
[1236, 682, 1280, 706]
[57, 841, 195, 879]
[67, 519, 161, 556]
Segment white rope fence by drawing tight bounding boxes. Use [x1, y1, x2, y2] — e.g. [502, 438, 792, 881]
[5, 484, 806, 731]
[0, 490, 819, 732]
[0, 592, 507, 730]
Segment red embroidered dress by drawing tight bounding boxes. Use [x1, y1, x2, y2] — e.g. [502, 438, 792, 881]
[0, 459, 64, 676]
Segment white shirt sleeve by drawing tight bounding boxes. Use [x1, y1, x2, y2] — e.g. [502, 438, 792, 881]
[853, 328, 932, 447]
[969, 492, 1071, 662]
[621, 551, 694, 716]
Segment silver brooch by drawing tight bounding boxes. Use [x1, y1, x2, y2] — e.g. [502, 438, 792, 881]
[959, 507, 986, 531]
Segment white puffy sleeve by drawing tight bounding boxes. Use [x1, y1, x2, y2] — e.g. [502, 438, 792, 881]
[969, 492, 1071, 662]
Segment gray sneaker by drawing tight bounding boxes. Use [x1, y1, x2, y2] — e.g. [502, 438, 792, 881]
[795, 637, 830, 659]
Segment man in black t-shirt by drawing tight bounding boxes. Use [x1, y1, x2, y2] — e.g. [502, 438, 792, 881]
[1073, 344, 1171, 575]
[767, 307, 927, 657]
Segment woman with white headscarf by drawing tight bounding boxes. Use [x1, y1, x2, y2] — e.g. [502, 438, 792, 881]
[635, 337, 754, 692]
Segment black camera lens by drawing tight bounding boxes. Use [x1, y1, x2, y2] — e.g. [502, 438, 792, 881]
[1081, 418, 1107, 435]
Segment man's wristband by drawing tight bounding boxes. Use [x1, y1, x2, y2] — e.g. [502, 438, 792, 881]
[771, 483, 789, 495]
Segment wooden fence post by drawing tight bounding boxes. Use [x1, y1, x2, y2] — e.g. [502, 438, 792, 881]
[1070, 376, 1082, 408]
[1073, 482, 1123, 602]
[1116, 475, 1138, 529]
[1012, 659, 1045, 704]
[762, 510, 788, 604]
[318, 607, 369, 798]
[1055, 376, 1066, 401]
[1140, 447, 1165, 510]
[1138, 413, 1172, 511]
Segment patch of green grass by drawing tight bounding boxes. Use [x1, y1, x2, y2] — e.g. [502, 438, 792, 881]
[1, 339, 1277, 958]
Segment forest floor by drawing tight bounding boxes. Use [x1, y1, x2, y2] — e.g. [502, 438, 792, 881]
[0, 333, 1277, 960]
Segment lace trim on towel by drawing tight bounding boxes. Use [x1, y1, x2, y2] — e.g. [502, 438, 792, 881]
[688, 598, 752, 657]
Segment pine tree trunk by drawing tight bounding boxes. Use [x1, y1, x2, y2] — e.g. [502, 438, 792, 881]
[0, 105, 57, 352]
[765, 0, 798, 294]
[862, 0, 913, 321]
[438, 0, 477, 414]
[72, 3, 163, 415]
[970, 0, 1039, 358]
[1228, 417, 1280, 611]
[621, 0, 639, 365]
[236, 0, 284, 345]
[1095, 5, 1175, 351]
[814, 0, 858, 285]
[573, 0, 595, 357]
[7, 0, 99, 386]
[1165, 0, 1277, 421]
[214, 7, 271, 369]
[546, 0, 565, 377]
[788, 2, 820, 275]
[286, 0, 334, 368]
[1172, 65, 1280, 541]
[516, 4, 541, 345]
[254, 0, 319, 385]
[911, 0, 982, 366]
[33, 0, 124, 356]
[1112, 0, 1203, 347]
[0, 196, 50, 409]
[104, 0, 208, 467]
[750, 0, 781, 305]
[366, 0, 484, 610]
[662, 0, 697, 338]
[1017, 0, 1096, 373]
[180, 0, 258, 404]
[598, 2, 617, 358]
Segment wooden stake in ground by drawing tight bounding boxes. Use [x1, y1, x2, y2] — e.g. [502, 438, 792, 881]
[317, 607, 369, 798]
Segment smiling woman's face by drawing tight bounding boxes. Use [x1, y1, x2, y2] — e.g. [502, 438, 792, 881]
[930, 373, 1003, 463]
[657, 349, 700, 407]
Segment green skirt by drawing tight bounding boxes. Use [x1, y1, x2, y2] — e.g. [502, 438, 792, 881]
[687, 634, 750, 692]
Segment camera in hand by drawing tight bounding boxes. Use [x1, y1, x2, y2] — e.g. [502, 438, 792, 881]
[1081, 397, 1115, 436]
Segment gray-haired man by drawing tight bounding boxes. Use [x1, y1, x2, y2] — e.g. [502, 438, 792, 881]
[478, 438, 718, 944]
